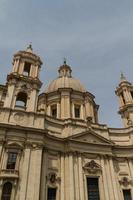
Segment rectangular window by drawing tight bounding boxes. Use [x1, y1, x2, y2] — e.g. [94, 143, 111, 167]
[51, 105, 57, 118]
[123, 190, 132, 200]
[47, 188, 56, 200]
[87, 177, 100, 200]
[74, 105, 80, 118]
[6, 152, 17, 170]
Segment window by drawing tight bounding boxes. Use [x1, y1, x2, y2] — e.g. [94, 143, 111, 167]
[131, 91, 133, 100]
[15, 92, 27, 108]
[51, 105, 57, 118]
[1, 182, 12, 200]
[87, 178, 100, 200]
[23, 62, 31, 76]
[74, 105, 80, 118]
[47, 188, 56, 200]
[123, 190, 132, 200]
[6, 152, 17, 170]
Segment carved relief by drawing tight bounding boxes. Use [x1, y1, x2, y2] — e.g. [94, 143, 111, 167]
[119, 177, 133, 187]
[46, 172, 61, 184]
[83, 160, 102, 174]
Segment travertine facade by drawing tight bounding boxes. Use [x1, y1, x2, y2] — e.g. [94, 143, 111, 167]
[0, 45, 133, 200]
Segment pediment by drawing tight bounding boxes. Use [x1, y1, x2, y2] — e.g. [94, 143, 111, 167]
[69, 130, 113, 145]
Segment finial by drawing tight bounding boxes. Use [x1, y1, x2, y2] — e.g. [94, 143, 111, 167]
[63, 57, 67, 65]
[26, 43, 33, 53]
[120, 71, 126, 82]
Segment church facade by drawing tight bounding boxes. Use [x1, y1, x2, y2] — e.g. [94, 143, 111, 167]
[0, 45, 133, 200]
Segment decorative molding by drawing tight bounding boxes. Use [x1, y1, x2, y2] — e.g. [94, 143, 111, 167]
[83, 160, 102, 174]
[46, 172, 61, 184]
[119, 177, 133, 186]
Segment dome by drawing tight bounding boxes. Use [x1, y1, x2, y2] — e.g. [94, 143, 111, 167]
[45, 62, 86, 93]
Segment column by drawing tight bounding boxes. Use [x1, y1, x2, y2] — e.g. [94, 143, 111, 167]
[69, 153, 75, 200]
[19, 148, 31, 200]
[61, 94, 65, 119]
[40, 149, 48, 200]
[27, 89, 38, 112]
[4, 84, 15, 108]
[80, 104, 84, 119]
[57, 102, 60, 118]
[125, 90, 131, 102]
[60, 153, 65, 200]
[35, 66, 39, 78]
[26, 147, 42, 200]
[78, 154, 84, 200]
[105, 158, 114, 200]
[0, 144, 3, 165]
[29, 64, 33, 77]
[64, 153, 70, 200]
[85, 100, 91, 118]
[108, 157, 119, 200]
[74, 153, 80, 200]
[100, 157, 110, 200]
[47, 105, 51, 116]
[72, 102, 74, 118]
[90, 104, 95, 122]
[19, 62, 24, 74]
[128, 159, 133, 198]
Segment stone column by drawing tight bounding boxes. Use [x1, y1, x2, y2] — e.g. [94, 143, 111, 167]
[78, 154, 84, 200]
[29, 65, 34, 77]
[128, 159, 133, 198]
[40, 149, 48, 200]
[4, 84, 15, 108]
[100, 156, 110, 200]
[80, 104, 84, 119]
[60, 153, 65, 200]
[27, 89, 38, 112]
[108, 157, 119, 200]
[19, 62, 24, 74]
[26, 146, 42, 200]
[85, 100, 91, 118]
[57, 102, 60, 118]
[105, 157, 114, 200]
[60, 91, 71, 119]
[64, 153, 70, 200]
[74, 153, 80, 200]
[35, 66, 39, 78]
[19, 148, 31, 200]
[69, 153, 75, 200]
[47, 105, 51, 116]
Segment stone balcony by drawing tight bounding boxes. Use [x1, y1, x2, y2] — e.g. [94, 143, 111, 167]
[0, 169, 19, 179]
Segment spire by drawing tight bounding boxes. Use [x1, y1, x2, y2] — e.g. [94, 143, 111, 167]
[63, 57, 67, 65]
[26, 43, 33, 53]
[120, 71, 126, 82]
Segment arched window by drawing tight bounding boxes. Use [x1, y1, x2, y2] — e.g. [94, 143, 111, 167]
[15, 92, 27, 109]
[23, 62, 31, 76]
[1, 182, 12, 200]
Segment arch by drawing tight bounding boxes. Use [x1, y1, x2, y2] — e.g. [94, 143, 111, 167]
[1, 182, 12, 200]
[23, 62, 31, 76]
[15, 92, 27, 108]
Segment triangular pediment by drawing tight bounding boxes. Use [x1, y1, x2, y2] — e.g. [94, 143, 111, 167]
[69, 129, 113, 145]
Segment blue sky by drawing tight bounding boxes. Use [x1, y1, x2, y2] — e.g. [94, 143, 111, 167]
[0, 0, 133, 127]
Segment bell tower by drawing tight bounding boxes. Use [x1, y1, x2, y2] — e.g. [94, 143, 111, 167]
[115, 73, 133, 127]
[4, 45, 43, 112]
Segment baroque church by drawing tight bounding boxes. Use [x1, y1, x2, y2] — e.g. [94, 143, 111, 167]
[0, 45, 133, 200]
